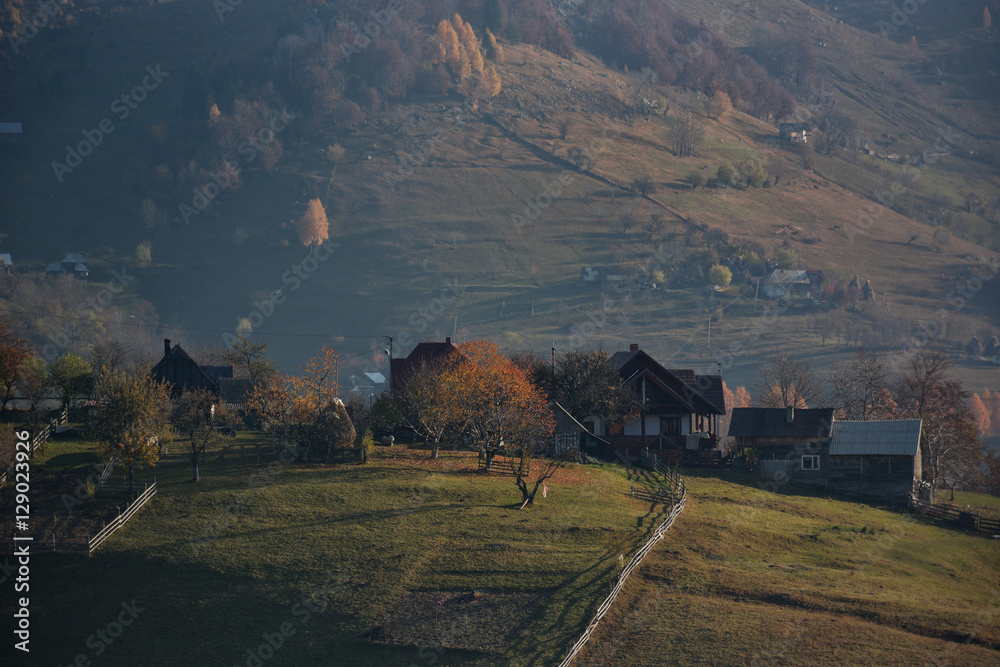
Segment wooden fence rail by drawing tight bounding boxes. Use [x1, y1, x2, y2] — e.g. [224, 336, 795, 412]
[3, 481, 157, 555]
[558, 479, 687, 667]
[910, 499, 1000, 535]
[0, 408, 68, 487]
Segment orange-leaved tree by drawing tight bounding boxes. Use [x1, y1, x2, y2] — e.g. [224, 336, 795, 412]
[295, 198, 329, 247]
[449, 341, 556, 507]
[249, 346, 352, 462]
[396, 354, 465, 459]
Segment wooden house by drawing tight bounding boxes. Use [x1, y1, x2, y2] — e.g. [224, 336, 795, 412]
[0, 253, 12, 275]
[762, 269, 814, 300]
[779, 122, 810, 143]
[729, 407, 922, 501]
[581, 344, 726, 465]
[45, 253, 89, 281]
[151, 339, 250, 409]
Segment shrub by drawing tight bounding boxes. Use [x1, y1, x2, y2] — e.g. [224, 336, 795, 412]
[716, 164, 737, 187]
[708, 264, 732, 287]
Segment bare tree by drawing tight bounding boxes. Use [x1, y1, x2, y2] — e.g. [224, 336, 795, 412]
[820, 111, 858, 156]
[171, 388, 234, 482]
[671, 110, 703, 157]
[830, 349, 894, 421]
[895, 351, 984, 498]
[752, 353, 825, 408]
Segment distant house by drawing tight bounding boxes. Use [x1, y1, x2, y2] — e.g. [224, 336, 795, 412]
[389, 337, 461, 394]
[779, 122, 810, 144]
[580, 265, 628, 289]
[46, 253, 89, 281]
[805, 269, 824, 292]
[582, 344, 726, 465]
[729, 407, 922, 501]
[151, 339, 251, 409]
[0, 254, 12, 275]
[761, 269, 813, 299]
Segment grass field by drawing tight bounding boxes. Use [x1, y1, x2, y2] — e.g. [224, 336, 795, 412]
[578, 471, 1000, 666]
[2, 433, 999, 666]
[0, 432, 670, 666]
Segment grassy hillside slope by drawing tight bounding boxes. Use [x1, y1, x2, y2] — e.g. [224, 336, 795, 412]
[579, 471, 1000, 666]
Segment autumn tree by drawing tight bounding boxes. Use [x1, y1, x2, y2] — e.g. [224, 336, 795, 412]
[895, 352, 984, 498]
[969, 393, 991, 436]
[396, 354, 463, 459]
[984, 6, 992, 31]
[484, 28, 504, 63]
[0, 319, 30, 412]
[449, 341, 556, 506]
[706, 90, 732, 119]
[249, 347, 352, 463]
[92, 369, 172, 496]
[47, 353, 93, 414]
[830, 349, 895, 421]
[753, 353, 824, 408]
[295, 199, 329, 247]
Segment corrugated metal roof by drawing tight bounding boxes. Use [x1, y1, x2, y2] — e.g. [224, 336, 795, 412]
[828, 419, 922, 456]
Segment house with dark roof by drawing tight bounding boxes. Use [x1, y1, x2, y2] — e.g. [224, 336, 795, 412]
[729, 407, 922, 501]
[151, 339, 251, 410]
[582, 344, 726, 465]
[389, 337, 462, 395]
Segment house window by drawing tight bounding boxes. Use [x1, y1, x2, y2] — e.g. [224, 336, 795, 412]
[801, 455, 820, 471]
[661, 417, 680, 435]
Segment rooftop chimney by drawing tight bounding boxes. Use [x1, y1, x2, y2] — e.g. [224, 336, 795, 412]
[786, 405, 795, 423]
[164, 339, 171, 356]
[629, 343, 639, 352]
[445, 336, 452, 344]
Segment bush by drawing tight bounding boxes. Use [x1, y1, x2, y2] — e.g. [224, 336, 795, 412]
[360, 429, 375, 464]
[716, 164, 737, 187]
[708, 264, 732, 287]
[133, 243, 152, 268]
[687, 172, 708, 190]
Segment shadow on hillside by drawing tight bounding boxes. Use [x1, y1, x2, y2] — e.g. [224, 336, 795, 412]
[680, 468, 910, 514]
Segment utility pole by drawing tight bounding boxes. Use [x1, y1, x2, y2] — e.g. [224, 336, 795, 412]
[707, 315, 711, 351]
[551, 346, 556, 372]
[386, 336, 393, 359]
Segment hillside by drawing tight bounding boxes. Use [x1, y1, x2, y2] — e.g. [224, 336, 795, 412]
[2, 435, 997, 665]
[579, 470, 1000, 666]
[0, 0, 997, 391]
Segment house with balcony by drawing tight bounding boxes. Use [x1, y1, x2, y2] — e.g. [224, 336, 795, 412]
[580, 344, 726, 465]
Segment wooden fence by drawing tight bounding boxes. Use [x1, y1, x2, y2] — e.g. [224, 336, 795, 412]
[0, 408, 68, 487]
[4, 480, 157, 555]
[558, 476, 687, 667]
[909, 499, 1000, 535]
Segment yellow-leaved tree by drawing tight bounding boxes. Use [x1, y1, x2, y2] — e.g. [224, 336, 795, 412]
[295, 198, 329, 246]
